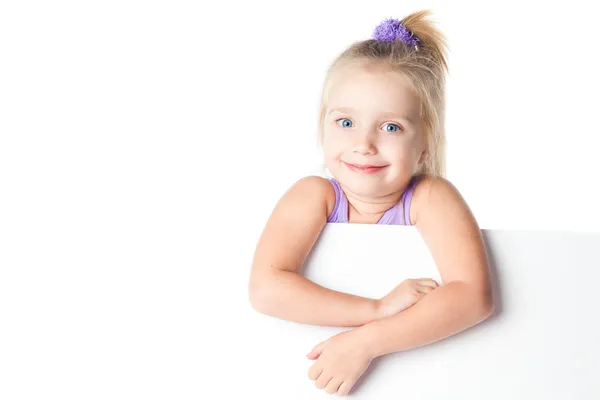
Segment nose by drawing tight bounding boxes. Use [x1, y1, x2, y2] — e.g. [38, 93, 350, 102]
[352, 128, 377, 155]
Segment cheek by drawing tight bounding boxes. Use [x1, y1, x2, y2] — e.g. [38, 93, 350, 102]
[322, 131, 344, 155]
[383, 145, 416, 168]
[386, 136, 419, 157]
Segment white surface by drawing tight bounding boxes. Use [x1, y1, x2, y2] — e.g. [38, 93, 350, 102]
[244, 224, 600, 399]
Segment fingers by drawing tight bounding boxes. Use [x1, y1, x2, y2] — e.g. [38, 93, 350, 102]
[417, 278, 439, 288]
[416, 279, 439, 295]
[315, 372, 332, 389]
[338, 380, 353, 396]
[416, 285, 433, 295]
[307, 339, 328, 359]
[308, 364, 322, 381]
[325, 377, 344, 394]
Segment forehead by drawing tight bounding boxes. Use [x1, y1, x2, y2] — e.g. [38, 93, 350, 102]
[325, 64, 421, 119]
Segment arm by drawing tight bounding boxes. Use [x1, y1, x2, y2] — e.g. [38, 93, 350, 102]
[248, 176, 379, 327]
[357, 176, 494, 357]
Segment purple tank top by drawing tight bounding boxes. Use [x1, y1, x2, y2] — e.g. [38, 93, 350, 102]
[326, 175, 422, 225]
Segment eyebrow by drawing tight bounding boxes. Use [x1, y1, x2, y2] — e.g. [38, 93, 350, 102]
[327, 107, 416, 125]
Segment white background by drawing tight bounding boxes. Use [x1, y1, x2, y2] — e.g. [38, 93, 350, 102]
[1, 0, 599, 399]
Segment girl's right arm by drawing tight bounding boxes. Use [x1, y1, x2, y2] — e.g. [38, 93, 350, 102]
[248, 175, 380, 327]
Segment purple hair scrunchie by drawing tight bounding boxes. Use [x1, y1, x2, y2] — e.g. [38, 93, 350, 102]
[373, 18, 420, 48]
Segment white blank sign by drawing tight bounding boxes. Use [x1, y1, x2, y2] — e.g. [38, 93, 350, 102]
[244, 224, 600, 399]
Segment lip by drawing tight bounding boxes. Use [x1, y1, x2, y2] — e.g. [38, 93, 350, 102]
[343, 161, 388, 174]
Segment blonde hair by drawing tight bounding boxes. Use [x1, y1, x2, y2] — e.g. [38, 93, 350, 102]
[318, 10, 449, 178]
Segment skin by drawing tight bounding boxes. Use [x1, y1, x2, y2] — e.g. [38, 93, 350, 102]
[321, 62, 426, 225]
[249, 61, 493, 396]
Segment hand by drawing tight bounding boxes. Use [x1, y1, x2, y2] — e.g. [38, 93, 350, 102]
[307, 329, 373, 396]
[375, 278, 439, 319]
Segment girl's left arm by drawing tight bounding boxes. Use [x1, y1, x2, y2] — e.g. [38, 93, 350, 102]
[357, 175, 494, 358]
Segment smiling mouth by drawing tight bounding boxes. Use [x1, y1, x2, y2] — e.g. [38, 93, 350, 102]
[343, 162, 388, 174]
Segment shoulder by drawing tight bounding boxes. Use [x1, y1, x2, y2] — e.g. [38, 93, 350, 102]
[410, 174, 468, 226]
[282, 175, 336, 219]
[250, 176, 337, 279]
[409, 176, 492, 310]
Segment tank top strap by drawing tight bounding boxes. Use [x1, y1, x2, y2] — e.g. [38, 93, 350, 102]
[327, 175, 422, 225]
[326, 178, 349, 223]
[399, 174, 422, 225]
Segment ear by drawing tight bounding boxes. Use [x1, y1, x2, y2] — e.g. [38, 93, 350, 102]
[418, 150, 427, 166]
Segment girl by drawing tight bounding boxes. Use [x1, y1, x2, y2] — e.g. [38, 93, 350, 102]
[249, 10, 493, 396]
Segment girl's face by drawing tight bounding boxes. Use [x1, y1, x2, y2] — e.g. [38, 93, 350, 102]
[322, 63, 425, 198]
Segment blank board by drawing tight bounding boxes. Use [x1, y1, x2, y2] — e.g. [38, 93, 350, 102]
[244, 224, 600, 399]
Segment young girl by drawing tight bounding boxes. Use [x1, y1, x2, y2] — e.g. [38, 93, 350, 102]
[249, 10, 493, 396]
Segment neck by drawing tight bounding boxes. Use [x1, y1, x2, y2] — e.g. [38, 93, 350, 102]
[343, 188, 403, 223]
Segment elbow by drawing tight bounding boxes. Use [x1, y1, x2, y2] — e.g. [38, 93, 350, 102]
[476, 286, 495, 321]
[480, 295, 494, 320]
[458, 281, 494, 322]
[248, 279, 271, 315]
[249, 267, 288, 316]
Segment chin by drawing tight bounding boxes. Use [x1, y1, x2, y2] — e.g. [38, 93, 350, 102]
[338, 173, 392, 196]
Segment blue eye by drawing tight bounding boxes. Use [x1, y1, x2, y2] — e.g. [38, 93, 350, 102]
[337, 118, 353, 128]
[384, 123, 402, 133]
